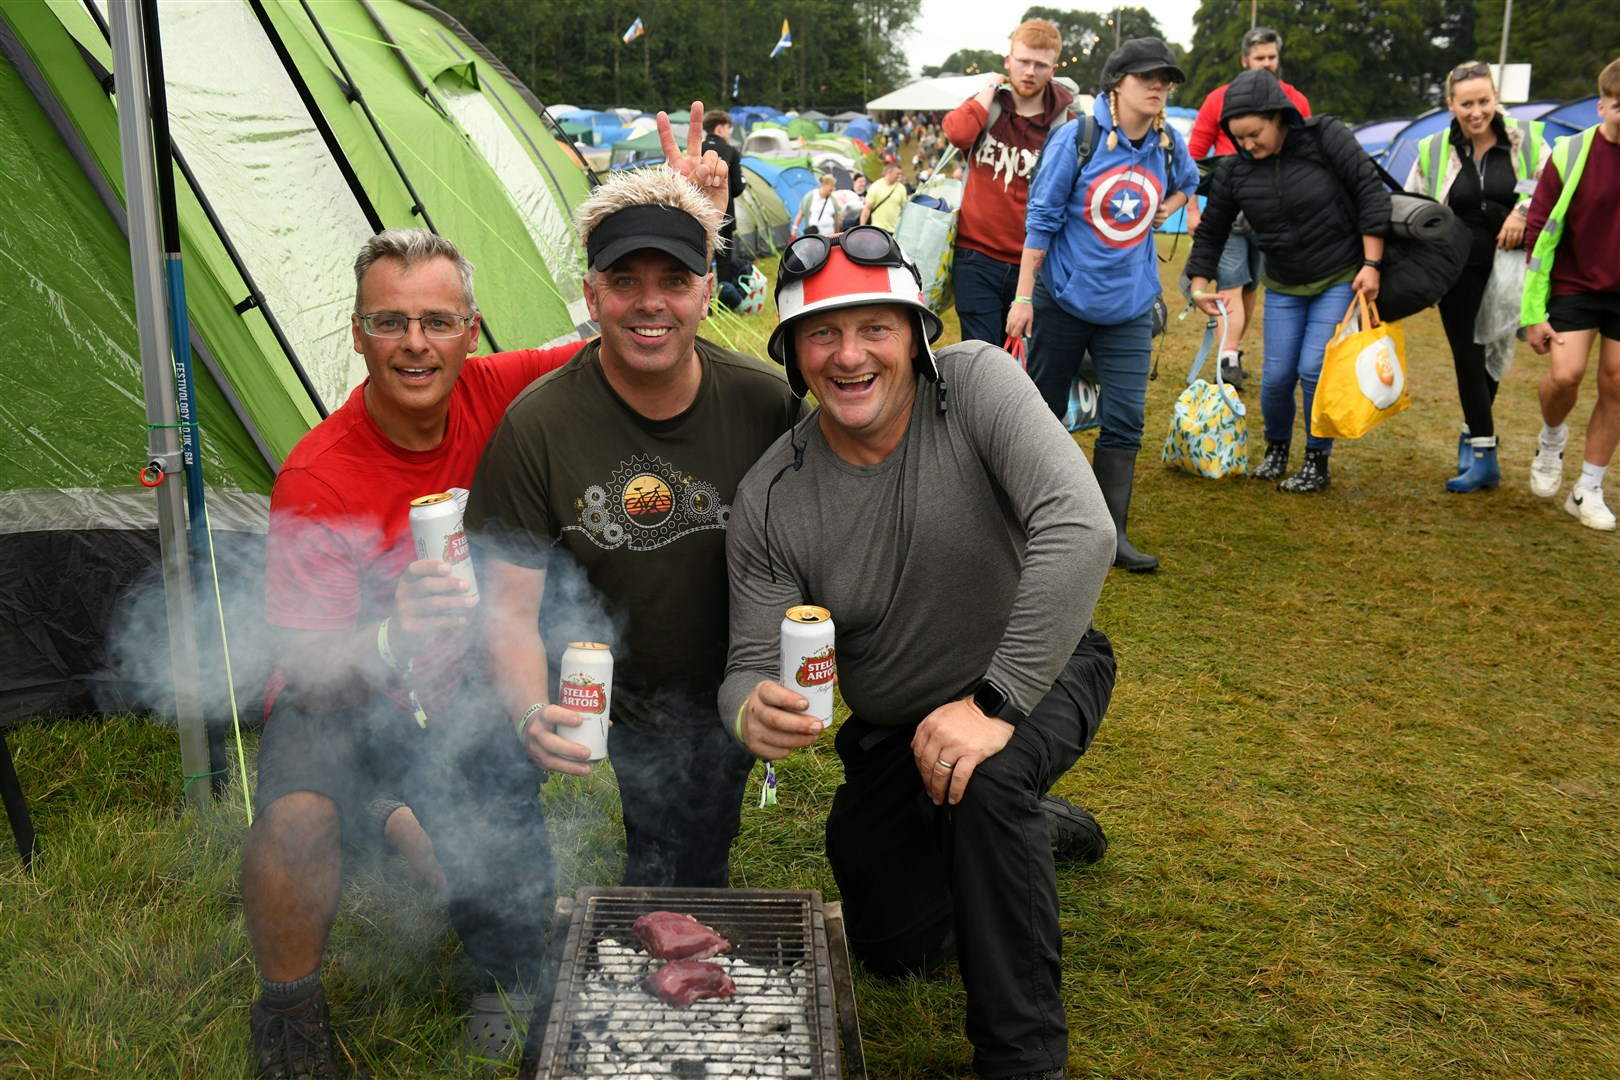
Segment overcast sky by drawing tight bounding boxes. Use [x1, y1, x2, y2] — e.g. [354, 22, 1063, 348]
[903, 0, 1203, 76]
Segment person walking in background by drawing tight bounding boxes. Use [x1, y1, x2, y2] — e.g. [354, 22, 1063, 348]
[1009, 37, 1198, 572]
[1185, 69, 1390, 494]
[1520, 59, 1620, 531]
[791, 172, 840, 240]
[860, 161, 907, 232]
[1404, 61, 1549, 493]
[1184, 26, 1311, 389]
[942, 17, 1076, 347]
[701, 108, 746, 256]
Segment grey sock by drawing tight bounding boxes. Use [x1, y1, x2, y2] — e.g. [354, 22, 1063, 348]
[259, 968, 321, 1002]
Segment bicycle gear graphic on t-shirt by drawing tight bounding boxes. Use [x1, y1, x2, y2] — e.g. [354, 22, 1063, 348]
[565, 454, 731, 551]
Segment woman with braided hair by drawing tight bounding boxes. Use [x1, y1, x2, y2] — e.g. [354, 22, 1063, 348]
[1010, 37, 1199, 572]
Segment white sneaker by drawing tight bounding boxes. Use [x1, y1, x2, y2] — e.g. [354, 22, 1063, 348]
[1564, 485, 1617, 531]
[1529, 429, 1567, 498]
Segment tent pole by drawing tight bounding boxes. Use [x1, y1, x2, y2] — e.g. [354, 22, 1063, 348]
[109, 0, 211, 809]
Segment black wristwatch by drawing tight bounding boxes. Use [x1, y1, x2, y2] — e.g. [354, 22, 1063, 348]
[1361, 258, 1383, 270]
[972, 677, 1026, 725]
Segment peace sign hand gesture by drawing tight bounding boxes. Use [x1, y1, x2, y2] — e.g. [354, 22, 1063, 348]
[658, 100, 729, 215]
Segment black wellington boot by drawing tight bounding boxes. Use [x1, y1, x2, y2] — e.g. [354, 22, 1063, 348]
[1091, 448, 1159, 573]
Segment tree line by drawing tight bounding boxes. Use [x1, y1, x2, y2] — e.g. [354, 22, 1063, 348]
[437, 0, 1614, 120]
[436, 0, 920, 112]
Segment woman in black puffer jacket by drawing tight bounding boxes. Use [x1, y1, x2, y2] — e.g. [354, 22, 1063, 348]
[1186, 69, 1391, 492]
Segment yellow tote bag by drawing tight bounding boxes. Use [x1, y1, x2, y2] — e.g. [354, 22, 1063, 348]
[1310, 293, 1409, 440]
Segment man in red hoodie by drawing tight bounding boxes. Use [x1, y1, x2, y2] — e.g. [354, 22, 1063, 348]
[1185, 26, 1311, 388]
[943, 18, 1076, 347]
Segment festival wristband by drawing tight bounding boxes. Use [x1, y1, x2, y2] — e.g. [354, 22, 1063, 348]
[517, 701, 546, 735]
[377, 617, 401, 672]
[1011, 296, 1033, 305]
[734, 701, 748, 743]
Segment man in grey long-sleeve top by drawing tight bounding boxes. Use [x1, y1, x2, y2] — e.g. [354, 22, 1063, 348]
[718, 227, 1118, 1080]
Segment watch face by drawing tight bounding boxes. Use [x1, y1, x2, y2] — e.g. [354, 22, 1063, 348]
[974, 680, 1008, 716]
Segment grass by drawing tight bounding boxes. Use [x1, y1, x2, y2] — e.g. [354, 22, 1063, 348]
[3, 235, 1619, 1077]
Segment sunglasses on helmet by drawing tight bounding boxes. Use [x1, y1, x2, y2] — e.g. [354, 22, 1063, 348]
[778, 225, 922, 291]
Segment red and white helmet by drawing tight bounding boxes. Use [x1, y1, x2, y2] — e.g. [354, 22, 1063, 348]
[768, 238, 945, 398]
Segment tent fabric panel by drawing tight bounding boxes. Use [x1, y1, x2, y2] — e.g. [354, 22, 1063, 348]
[0, 16, 272, 494]
[157, 0, 375, 410]
[5, 0, 322, 470]
[0, 523, 270, 723]
[282, 0, 576, 352]
[1382, 108, 1452, 188]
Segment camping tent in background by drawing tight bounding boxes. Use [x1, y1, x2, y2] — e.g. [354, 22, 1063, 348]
[732, 162, 791, 258]
[729, 105, 789, 133]
[1382, 107, 1452, 185]
[867, 74, 984, 112]
[743, 127, 794, 155]
[787, 117, 824, 141]
[608, 126, 685, 169]
[743, 155, 819, 226]
[0, 0, 592, 722]
[843, 117, 878, 144]
[1538, 96, 1599, 140]
[1352, 118, 1412, 163]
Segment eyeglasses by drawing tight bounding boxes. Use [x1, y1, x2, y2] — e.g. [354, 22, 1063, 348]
[779, 225, 921, 289]
[1449, 62, 1491, 85]
[358, 312, 476, 339]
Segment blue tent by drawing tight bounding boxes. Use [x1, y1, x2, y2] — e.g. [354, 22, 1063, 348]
[742, 155, 819, 222]
[844, 118, 879, 144]
[1352, 118, 1412, 164]
[1383, 108, 1452, 186]
[731, 105, 791, 133]
[1539, 96, 1600, 141]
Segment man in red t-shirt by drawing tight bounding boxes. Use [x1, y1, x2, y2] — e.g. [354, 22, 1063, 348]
[1184, 26, 1312, 387]
[241, 227, 583, 1078]
[942, 18, 1076, 348]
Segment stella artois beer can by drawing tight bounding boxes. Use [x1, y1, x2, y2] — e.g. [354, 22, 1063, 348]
[557, 642, 612, 761]
[408, 492, 478, 597]
[781, 605, 836, 725]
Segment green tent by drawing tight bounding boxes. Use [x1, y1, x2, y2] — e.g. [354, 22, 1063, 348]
[608, 126, 687, 170]
[0, 0, 593, 720]
[732, 163, 790, 259]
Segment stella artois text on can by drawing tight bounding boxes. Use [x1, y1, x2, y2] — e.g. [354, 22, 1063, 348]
[781, 605, 836, 725]
[408, 492, 478, 597]
[557, 642, 612, 762]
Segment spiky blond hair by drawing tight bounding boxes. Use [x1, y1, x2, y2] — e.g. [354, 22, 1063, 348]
[575, 166, 725, 264]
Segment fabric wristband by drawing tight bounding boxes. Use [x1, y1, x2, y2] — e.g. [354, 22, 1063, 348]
[377, 617, 400, 671]
[1011, 296, 1033, 304]
[517, 702, 546, 736]
[733, 701, 748, 744]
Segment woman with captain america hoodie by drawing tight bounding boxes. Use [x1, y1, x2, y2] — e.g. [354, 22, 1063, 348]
[1009, 38, 1199, 574]
[1186, 68, 1391, 493]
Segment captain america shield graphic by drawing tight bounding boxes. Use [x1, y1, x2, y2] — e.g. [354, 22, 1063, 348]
[1085, 165, 1162, 248]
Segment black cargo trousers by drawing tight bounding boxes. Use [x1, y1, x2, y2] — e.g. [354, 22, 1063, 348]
[825, 627, 1115, 1079]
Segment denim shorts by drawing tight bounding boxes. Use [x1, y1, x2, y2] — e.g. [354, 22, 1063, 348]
[1216, 232, 1262, 291]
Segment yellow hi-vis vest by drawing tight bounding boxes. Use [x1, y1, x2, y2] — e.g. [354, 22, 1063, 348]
[1414, 115, 1544, 206]
[1521, 126, 1599, 327]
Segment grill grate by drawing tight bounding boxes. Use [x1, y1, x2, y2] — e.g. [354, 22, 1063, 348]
[532, 886, 843, 1079]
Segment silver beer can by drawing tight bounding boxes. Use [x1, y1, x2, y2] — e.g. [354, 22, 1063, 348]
[557, 642, 612, 762]
[780, 605, 836, 725]
[408, 492, 478, 597]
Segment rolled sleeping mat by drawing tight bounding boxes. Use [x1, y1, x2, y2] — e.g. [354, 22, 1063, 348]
[1387, 193, 1454, 241]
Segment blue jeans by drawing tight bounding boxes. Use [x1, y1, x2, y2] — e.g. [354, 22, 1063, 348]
[1261, 282, 1354, 454]
[1027, 279, 1153, 452]
[953, 246, 1020, 348]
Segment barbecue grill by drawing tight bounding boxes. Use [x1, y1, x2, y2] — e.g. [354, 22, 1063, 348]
[522, 886, 865, 1079]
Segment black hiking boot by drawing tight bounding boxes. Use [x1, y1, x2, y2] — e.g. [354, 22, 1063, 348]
[1219, 350, 1247, 392]
[1278, 448, 1331, 493]
[1041, 795, 1108, 864]
[251, 984, 340, 1080]
[1252, 440, 1290, 481]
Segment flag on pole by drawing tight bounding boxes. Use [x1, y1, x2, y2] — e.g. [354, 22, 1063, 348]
[732, 73, 740, 99]
[769, 19, 791, 59]
[622, 17, 645, 44]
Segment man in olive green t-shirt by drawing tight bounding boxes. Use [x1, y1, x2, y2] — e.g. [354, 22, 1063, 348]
[860, 162, 907, 232]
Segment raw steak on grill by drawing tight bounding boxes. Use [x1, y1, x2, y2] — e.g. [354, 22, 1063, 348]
[632, 910, 732, 960]
[641, 960, 737, 1008]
